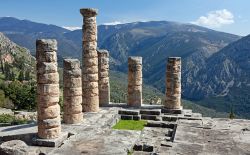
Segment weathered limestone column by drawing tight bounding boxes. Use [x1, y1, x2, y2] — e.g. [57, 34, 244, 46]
[128, 57, 142, 107]
[164, 57, 182, 109]
[63, 59, 83, 124]
[98, 50, 110, 106]
[80, 8, 99, 112]
[36, 39, 61, 139]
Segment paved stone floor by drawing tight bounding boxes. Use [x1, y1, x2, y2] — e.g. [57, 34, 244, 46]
[0, 107, 250, 155]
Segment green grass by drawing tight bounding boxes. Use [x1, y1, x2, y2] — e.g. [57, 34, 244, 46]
[112, 120, 147, 130]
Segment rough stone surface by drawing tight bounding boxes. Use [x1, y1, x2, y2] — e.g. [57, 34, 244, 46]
[63, 59, 83, 124]
[36, 39, 61, 139]
[80, 8, 99, 112]
[128, 56, 142, 107]
[1, 107, 250, 155]
[164, 57, 182, 109]
[0, 140, 38, 155]
[98, 49, 110, 106]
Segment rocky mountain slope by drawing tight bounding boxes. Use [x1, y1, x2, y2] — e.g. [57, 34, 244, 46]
[194, 35, 250, 117]
[1, 17, 248, 117]
[0, 32, 35, 76]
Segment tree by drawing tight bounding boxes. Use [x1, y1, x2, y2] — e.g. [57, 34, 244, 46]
[3, 81, 36, 110]
[24, 71, 31, 81]
[18, 71, 24, 82]
[4, 63, 11, 80]
[229, 106, 235, 119]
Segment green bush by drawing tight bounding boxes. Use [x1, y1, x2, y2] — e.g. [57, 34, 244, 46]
[0, 114, 14, 123]
[2, 81, 36, 111]
[0, 114, 29, 125]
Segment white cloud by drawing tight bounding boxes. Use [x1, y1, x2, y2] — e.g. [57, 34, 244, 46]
[62, 26, 81, 31]
[191, 9, 234, 28]
[102, 21, 122, 25]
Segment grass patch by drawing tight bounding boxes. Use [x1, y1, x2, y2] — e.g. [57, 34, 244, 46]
[112, 120, 147, 130]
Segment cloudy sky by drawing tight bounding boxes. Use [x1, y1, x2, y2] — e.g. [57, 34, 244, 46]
[0, 0, 250, 36]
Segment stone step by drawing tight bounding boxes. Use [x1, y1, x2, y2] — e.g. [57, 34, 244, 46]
[161, 108, 182, 114]
[118, 109, 139, 115]
[120, 115, 141, 120]
[141, 115, 161, 121]
[140, 109, 161, 115]
[192, 113, 202, 118]
[146, 121, 176, 129]
[162, 116, 178, 122]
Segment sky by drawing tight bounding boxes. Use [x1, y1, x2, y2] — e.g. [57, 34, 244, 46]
[0, 0, 250, 36]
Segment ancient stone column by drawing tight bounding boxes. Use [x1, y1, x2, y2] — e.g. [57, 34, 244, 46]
[127, 57, 142, 107]
[80, 8, 99, 112]
[164, 57, 182, 109]
[98, 50, 110, 106]
[36, 39, 61, 139]
[63, 59, 83, 124]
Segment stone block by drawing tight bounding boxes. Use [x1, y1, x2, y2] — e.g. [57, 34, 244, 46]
[36, 39, 57, 51]
[63, 113, 83, 124]
[141, 115, 157, 121]
[37, 51, 57, 63]
[37, 62, 57, 74]
[82, 73, 98, 82]
[64, 69, 81, 78]
[37, 126, 61, 139]
[38, 116, 61, 129]
[37, 84, 59, 96]
[133, 115, 141, 120]
[0, 140, 38, 155]
[140, 109, 161, 115]
[64, 87, 82, 96]
[33, 132, 68, 147]
[63, 77, 82, 88]
[38, 104, 60, 119]
[121, 115, 133, 120]
[118, 110, 139, 115]
[63, 59, 80, 70]
[37, 73, 59, 84]
[64, 104, 82, 114]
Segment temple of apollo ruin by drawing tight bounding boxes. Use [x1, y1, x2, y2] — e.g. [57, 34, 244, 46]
[1, 8, 249, 155]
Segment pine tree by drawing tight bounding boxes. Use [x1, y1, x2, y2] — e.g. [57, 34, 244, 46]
[18, 71, 24, 82]
[24, 71, 31, 81]
[229, 106, 235, 119]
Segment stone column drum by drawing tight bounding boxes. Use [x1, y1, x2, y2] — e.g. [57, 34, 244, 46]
[63, 59, 83, 124]
[164, 57, 182, 109]
[36, 39, 61, 139]
[98, 50, 110, 106]
[127, 57, 142, 107]
[80, 8, 99, 112]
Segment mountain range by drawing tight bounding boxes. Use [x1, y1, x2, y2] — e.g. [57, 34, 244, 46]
[0, 17, 249, 118]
